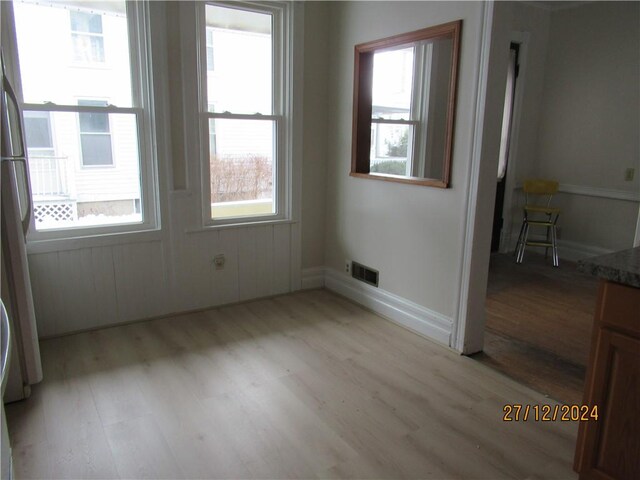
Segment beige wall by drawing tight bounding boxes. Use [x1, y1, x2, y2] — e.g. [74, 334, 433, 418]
[323, 1, 485, 319]
[535, 1, 639, 252]
[301, 2, 330, 269]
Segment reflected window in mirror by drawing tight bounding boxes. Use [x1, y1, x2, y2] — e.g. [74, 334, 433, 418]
[351, 20, 461, 187]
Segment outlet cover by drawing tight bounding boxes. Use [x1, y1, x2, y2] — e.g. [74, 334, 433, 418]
[213, 254, 226, 270]
[625, 168, 635, 181]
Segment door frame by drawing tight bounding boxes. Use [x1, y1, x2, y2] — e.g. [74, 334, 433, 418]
[453, 20, 534, 354]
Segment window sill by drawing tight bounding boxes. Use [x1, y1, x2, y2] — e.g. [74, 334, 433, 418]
[350, 171, 448, 188]
[186, 218, 297, 235]
[26, 227, 163, 254]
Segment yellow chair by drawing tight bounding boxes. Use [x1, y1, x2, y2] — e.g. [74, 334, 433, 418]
[515, 179, 560, 267]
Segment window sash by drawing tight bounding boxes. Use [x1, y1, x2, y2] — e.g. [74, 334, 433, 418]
[199, 1, 288, 226]
[9, 0, 158, 240]
[70, 12, 105, 63]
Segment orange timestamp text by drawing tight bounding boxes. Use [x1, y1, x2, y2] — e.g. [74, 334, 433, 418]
[502, 404, 598, 422]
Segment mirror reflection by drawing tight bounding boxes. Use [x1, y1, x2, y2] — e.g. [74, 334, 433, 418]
[370, 36, 453, 180]
[351, 21, 461, 187]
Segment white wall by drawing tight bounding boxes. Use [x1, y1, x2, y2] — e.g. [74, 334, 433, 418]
[535, 1, 640, 253]
[322, 1, 486, 341]
[26, 2, 323, 337]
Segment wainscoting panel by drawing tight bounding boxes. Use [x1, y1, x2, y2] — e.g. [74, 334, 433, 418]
[28, 223, 299, 337]
[273, 223, 292, 295]
[112, 241, 169, 323]
[28, 252, 63, 338]
[28, 246, 121, 336]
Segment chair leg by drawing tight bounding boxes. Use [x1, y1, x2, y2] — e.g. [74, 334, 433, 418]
[545, 225, 550, 259]
[514, 219, 526, 258]
[517, 222, 529, 264]
[551, 224, 559, 267]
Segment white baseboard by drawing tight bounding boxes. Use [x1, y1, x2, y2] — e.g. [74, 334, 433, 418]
[558, 184, 640, 202]
[323, 268, 452, 347]
[557, 239, 613, 262]
[301, 267, 326, 290]
[503, 233, 613, 262]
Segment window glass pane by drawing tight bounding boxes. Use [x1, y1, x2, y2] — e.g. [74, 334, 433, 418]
[370, 123, 411, 175]
[209, 118, 274, 219]
[25, 111, 142, 230]
[13, 0, 132, 106]
[24, 112, 53, 149]
[205, 4, 272, 114]
[70, 11, 103, 33]
[80, 134, 113, 166]
[79, 111, 110, 133]
[372, 47, 414, 120]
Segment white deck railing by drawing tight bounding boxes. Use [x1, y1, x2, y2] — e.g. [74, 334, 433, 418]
[28, 156, 71, 198]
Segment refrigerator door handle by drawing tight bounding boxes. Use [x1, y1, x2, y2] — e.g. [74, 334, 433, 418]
[2, 157, 33, 234]
[1, 74, 25, 159]
[2, 66, 33, 234]
[1, 300, 11, 393]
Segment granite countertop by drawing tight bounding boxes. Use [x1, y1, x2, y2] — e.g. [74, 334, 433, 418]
[578, 246, 640, 288]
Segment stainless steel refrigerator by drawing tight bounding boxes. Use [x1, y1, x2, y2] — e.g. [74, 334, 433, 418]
[1, 44, 43, 403]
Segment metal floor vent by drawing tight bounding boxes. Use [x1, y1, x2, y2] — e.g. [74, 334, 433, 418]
[351, 261, 379, 287]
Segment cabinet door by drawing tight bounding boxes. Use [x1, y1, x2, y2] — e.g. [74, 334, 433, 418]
[577, 329, 640, 480]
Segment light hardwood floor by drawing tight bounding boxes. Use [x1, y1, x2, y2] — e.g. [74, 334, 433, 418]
[6, 289, 578, 479]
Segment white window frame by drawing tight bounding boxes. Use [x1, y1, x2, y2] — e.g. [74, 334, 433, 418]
[197, 1, 292, 227]
[7, 0, 159, 241]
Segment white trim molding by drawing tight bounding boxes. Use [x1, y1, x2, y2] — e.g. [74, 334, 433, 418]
[557, 239, 613, 262]
[558, 184, 640, 202]
[510, 232, 615, 262]
[453, 0, 494, 354]
[323, 268, 453, 347]
[514, 183, 640, 202]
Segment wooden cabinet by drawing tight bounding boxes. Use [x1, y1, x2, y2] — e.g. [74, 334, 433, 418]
[574, 280, 640, 480]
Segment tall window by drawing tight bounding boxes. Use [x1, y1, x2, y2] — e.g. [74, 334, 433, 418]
[201, 2, 289, 223]
[70, 10, 105, 63]
[12, 0, 155, 234]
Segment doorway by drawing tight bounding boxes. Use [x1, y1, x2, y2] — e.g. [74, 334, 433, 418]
[475, 41, 599, 405]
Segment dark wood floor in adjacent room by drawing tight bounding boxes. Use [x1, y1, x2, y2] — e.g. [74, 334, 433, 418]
[474, 252, 599, 405]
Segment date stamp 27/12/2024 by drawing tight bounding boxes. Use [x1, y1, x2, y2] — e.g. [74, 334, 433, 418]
[502, 404, 598, 422]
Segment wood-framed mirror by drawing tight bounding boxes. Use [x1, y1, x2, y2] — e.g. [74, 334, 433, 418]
[350, 20, 461, 188]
